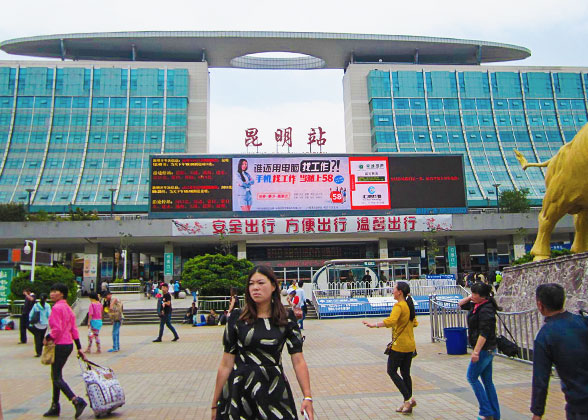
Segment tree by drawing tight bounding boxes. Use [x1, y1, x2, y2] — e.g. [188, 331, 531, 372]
[499, 188, 531, 213]
[181, 253, 254, 296]
[0, 203, 26, 221]
[10, 265, 77, 305]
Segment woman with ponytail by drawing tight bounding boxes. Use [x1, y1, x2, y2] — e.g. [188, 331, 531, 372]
[28, 293, 51, 357]
[363, 281, 418, 414]
[459, 282, 501, 420]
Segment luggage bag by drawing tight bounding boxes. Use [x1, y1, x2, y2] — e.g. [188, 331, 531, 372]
[79, 358, 125, 418]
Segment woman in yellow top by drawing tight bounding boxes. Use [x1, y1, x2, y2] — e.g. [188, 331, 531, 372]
[363, 281, 418, 414]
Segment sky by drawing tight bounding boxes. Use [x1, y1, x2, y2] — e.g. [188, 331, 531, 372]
[1, 0, 588, 155]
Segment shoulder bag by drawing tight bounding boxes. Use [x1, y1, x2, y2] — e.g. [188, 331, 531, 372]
[496, 313, 520, 358]
[30, 304, 41, 325]
[384, 319, 417, 358]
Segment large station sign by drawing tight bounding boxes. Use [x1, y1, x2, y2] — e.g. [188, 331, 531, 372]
[149, 154, 466, 216]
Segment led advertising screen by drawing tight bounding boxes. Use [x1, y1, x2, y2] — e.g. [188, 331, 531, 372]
[388, 155, 466, 209]
[150, 157, 232, 212]
[231, 157, 351, 212]
[149, 154, 466, 215]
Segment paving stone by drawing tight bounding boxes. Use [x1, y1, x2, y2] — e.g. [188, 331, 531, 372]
[0, 314, 566, 419]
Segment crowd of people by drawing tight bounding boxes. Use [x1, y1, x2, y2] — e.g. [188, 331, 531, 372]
[11, 270, 588, 420]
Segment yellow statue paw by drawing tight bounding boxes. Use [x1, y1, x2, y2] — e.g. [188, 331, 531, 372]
[533, 255, 550, 261]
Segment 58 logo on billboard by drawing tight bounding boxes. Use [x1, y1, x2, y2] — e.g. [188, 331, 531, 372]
[330, 190, 344, 203]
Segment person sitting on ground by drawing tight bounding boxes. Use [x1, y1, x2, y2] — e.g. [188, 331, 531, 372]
[207, 309, 218, 326]
[184, 302, 198, 324]
[218, 310, 229, 325]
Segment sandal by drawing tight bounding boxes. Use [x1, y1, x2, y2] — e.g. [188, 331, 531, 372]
[410, 398, 417, 408]
[401, 405, 413, 414]
[395, 404, 405, 413]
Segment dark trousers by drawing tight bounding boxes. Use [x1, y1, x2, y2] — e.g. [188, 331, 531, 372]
[30, 325, 47, 356]
[51, 344, 76, 404]
[567, 410, 588, 420]
[158, 314, 178, 339]
[20, 313, 30, 343]
[387, 350, 413, 401]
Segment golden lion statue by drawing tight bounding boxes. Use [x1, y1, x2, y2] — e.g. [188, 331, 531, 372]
[514, 123, 588, 261]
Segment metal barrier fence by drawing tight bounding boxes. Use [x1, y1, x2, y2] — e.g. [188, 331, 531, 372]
[197, 296, 245, 312]
[429, 295, 542, 363]
[108, 283, 142, 294]
[312, 285, 468, 319]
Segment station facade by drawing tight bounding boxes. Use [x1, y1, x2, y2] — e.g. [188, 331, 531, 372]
[0, 32, 580, 288]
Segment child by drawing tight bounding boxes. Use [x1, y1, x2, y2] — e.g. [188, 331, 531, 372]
[85, 292, 103, 353]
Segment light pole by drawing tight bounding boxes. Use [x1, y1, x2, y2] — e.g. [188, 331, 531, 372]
[108, 188, 117, 218]
[23, 240, 37, 283]
[492, 183, 501, 213]
[25, 188, 34, 213]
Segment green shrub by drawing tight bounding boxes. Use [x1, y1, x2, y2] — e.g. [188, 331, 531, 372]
[10, 265, 77, 305]
[181, 253, 253, 296]
[512, 248, 573, 265]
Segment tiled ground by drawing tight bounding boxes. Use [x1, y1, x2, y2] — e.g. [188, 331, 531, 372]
[0, 311, 566, 419]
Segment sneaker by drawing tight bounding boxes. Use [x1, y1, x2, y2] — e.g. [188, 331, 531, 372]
[43, 402, 60, 417]
[72, 397, 87, 419]
[172, 336, 179, 342]
[152, 338, 162, 342]
[107, 348, 116, 352]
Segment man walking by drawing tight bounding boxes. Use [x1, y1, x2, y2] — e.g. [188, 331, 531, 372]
[531, 283, 588, 420]
[19, 288, 35, 344]
[153, 283, 179, 342]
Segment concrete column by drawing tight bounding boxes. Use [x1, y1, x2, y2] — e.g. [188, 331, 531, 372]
[378, 238, 389, 259]
[237, 241, 247, 260]
[82, 243, 100, 294]
[131, 252, 139, 279]
[485, 239, 498, 274]
[164, 243, 174, 283]
[446, 236, 458, 278]
[512, 234, 526, 261]
[173, 247, 182, 281]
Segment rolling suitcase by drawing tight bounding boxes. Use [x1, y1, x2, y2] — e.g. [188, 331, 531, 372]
[79, 358, 125, 418]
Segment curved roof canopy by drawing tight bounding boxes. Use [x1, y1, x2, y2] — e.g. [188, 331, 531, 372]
[0, 31, 531, 69]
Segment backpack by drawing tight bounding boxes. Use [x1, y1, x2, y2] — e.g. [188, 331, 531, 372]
[109, 299, 124, 322]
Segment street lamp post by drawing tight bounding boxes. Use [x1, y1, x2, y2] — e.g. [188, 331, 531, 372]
[25, 188, 34, 213]
[23, 240, 37, 283]
[492, 183, 501, 213]
[108, 188, 117, 218]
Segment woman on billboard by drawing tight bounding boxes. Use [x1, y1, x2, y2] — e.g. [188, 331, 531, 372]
[236, 158, 254, 211]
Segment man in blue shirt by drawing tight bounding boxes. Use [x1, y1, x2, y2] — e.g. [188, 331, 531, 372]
[531, 283, 588, 420]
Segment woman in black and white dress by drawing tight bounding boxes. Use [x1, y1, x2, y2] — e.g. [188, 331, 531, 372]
[211, 266, 314, 420]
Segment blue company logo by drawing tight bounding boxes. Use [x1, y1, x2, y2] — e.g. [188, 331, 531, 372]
[334, 175, 344, 184]
[368, 186, 376, 194]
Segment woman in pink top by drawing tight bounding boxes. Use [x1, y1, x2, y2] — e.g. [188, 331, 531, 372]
[43, 283, 88, 418]
[86, 292, 103, 354]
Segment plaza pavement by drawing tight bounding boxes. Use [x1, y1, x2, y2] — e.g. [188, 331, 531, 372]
[0, 298, 566, 420]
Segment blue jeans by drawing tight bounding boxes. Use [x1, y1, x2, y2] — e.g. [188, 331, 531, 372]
[112, 321, 121, 351]
[158, 313, 179, 339]
[467, 349, 500, 419]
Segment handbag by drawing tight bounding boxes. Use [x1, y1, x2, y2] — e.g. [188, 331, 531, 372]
[41, 341, 56, 365]
[30, 304, 41, 325]
[384, 320, 412, 355]
[496, 314, 520, 358]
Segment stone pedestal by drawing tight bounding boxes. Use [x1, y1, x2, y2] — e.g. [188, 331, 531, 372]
[496, 251, 588, 312]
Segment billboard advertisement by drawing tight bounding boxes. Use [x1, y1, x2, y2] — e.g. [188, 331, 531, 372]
[231, 157, 351, 212]
[150, 154, 465, 216]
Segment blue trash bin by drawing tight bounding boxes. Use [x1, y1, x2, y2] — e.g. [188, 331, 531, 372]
[444, 327, 468, 355]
